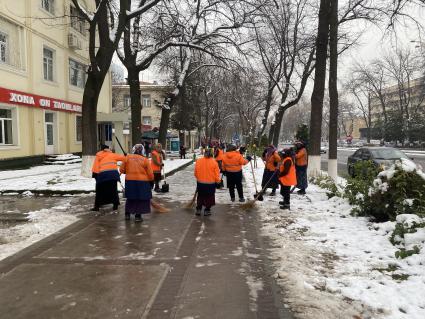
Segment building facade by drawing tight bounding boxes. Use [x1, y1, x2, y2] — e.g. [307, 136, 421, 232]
[0, 0, 112, 166]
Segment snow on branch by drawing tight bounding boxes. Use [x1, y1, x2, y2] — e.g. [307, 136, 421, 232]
[127, 0, 162, 20]
[71, 0, 94, 22]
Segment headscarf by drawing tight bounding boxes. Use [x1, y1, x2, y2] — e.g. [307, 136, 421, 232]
[266, 145, 276, 159]
[204, 148, 213, 158]
[132, 144, 145, 156]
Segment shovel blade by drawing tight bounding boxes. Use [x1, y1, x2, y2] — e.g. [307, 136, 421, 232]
[161, 182, 170, 193]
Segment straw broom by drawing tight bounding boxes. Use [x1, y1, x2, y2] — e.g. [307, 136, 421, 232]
[241, 170, 278, 209]
[184, 191, 198, 209]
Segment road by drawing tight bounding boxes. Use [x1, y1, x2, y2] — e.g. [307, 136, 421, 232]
[321, 148, 425, 176]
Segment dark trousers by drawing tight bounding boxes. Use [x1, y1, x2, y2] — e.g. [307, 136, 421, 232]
[226, 171, 244, 199]
[180, 154, 186, 159]
[280, 184, 291, 205]
[154, 172, 162, 190]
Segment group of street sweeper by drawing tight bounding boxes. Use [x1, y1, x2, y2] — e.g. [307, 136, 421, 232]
[90, 141, 308, 221]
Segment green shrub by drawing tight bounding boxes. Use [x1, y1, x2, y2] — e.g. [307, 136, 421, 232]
[352, 160, 425, 221]
[344, 161, 379, 206]
[310, 174, 342, 199]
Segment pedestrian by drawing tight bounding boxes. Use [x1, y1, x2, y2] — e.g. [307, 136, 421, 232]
[194, 148, 221, 216]
[261, 145, 281, 196]
[293, 141, 308, 195]
[151, 143, 164, 192]
[144, 141, 151, 158]
[91, 144, 126, 212]
[119, 144, 154, 222]
[278, 148, 297, 210]
[222, 144, 251, 202]
[239, 145, 247, 155]
[180, 144, 187, 159]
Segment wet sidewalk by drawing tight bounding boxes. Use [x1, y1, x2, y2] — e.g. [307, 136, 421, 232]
[0, 168, 292, 319]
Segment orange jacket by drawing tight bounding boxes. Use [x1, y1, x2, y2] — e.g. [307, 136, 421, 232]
[150, 150, 163, 172]
[195, 157, 221, 184]
[215, 149, 224, 162]
[265, 151, 281, 171]
[279, 157, 297, 186]
[222, 151, 248, 172]
[120, 154, 154, 181]
[295, 148, 308, 166]
[92, 150, 125, 174]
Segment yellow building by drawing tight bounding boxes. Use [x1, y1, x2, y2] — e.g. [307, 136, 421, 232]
[0, 0, 111, 167]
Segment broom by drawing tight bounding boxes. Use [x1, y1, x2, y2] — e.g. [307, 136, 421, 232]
[241, 170, 279, 209]
[249, 160, 263, 201]
[184, 190, 198, 209]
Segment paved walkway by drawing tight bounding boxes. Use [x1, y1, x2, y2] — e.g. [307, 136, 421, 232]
[0, 166, 292, 319]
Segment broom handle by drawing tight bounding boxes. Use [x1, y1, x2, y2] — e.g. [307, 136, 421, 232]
[115, 136, 127, 156]
[254, 170, 278, 200]
[249, 160, 259, 193]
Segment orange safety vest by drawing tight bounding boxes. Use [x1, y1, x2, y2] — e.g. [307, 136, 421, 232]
[295, 148, 308, 166]
[151, 150, 163, 172]
[215, 149, 223, 162]
[265, 151, 281, 171]
[279, 157, 297, 186]
[194, 157, 221, 184]
[222, 151, 248, 172]
[92, 150, 125, 173]
[120, 154, 154, 181]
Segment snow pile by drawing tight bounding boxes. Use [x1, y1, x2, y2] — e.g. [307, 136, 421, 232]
[243, 160, 425, 319]
[0, 202, 79, 260]
[378, 158, 425, 182]
[0, 159, 192, 193]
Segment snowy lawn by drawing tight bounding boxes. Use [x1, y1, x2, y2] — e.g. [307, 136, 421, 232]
[0, 159, 193, 194]
[0, 200, 81, 261]
[243, 160, 425, 319]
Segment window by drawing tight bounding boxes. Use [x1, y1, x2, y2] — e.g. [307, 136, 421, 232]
[0, 108, 13, 145]
[43, 47, 54, 81]
[41, 0, 55, 14]
[69, 59, 86, 88]
[0, 32, 8, 63]
[124, 94, 131, 108]
[142, 116, 152, 125]
[70, 5, 86, 36]
[76, 115, 82, 142]
[142, 94, 151, 107]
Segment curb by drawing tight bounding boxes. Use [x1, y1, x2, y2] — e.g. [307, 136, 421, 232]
[0, 160, 194, 196]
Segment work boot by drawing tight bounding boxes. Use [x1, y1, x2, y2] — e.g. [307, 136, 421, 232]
[239, 198, 245, 203]
[154, 187, 161, 193]
[280, 204, 290, 210]
[125, 213, 131, 221]
[113, 204, 119, 211]
[270, 191, 276, 196]
[135, 214, 143, 222]
[231, 198, 235, 202]
[195, 209, 202, 216]
[204, 209, 211, 216]
[279, 201, 285, 205]
[297, 189, 306, 195]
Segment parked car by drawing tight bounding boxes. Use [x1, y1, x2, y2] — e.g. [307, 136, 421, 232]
[347, 147, 414, 177]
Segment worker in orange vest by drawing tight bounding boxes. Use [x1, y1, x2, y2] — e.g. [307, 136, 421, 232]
[261, 145, 281, 196]
[214, 144, 224, 172]
[222, 144, 251, 202]
[91, 144, 126, 211]
[293, 141, 308, 194]
[194, 148, 221, 216]
[120, 144, 154, 222]
[278, 148, 297, 210]
[151, 143, 164, 192]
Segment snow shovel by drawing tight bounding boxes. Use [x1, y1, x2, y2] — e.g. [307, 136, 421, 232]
[161, 166, 169, 193]
[250, 160, 263, 201]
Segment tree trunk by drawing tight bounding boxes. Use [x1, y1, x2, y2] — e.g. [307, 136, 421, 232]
[268, 123, 275, 145]
[128, 68, 142, 145]
[80, 71, 105, 177]
[272, 109, 285, 146]
[328, 0, 338, 181]
[367, 93, 371, 143]
[158, 104, 172, 147]
[308, 0, 330, 177]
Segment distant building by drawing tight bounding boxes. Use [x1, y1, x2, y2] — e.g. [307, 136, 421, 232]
[340, 117, 367, 140]
[111, 82, 198, 152]
[0, 1, 112, 168]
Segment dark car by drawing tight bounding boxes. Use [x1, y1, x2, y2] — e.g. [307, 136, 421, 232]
[347, 147, 412, 177]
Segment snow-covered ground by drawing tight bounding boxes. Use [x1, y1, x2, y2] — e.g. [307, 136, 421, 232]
[0, 159, 192, 193]
[0, 200, 81, 261]
[243, 161, 425, 319]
